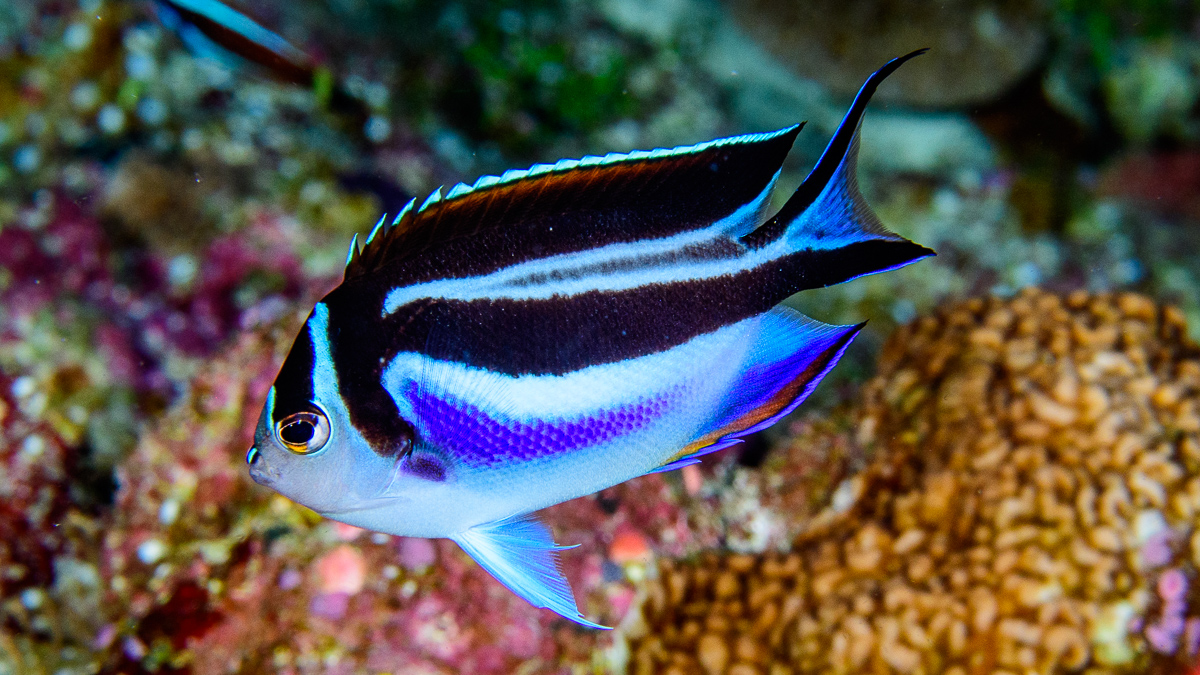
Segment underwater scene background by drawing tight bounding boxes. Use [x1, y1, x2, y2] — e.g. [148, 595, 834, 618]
[3, 0, 1200, 673]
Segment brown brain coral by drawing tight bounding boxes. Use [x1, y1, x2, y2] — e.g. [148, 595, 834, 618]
[623, 288, 1200, 675]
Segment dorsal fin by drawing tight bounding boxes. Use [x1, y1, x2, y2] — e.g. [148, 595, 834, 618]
[744, 49, 926, 248]
[343, 125, 803, 280]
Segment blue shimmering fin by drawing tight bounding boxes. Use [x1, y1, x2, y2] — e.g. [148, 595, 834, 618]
[418, 186, 443, 213]
[647, 457, 702, 474]
[656, 308, 862, 471]
[452, 515, 609, 629]
[365, 214, 387, 245]
[743, 49, 927, 253]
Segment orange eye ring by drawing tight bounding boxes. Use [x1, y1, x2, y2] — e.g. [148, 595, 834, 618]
[275, 409, 331, 455]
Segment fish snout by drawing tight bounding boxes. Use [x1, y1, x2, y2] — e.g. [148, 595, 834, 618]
[246, 446, 275, 486]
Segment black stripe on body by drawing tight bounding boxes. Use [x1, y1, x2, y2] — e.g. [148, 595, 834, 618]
[313, 236, 928, 455]
[396, 238, 932, 376]
[345, 127, 801, 285]
[270, 318, 316, 423]
[322, 296, 421, 455]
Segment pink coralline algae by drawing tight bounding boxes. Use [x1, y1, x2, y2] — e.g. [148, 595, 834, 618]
[2, 191, 311, 364]
[310, 544, 367, 618]
[1144, 567, 1197, 657]
[399, 536, 438, 572]
[609, 527, 654, 565]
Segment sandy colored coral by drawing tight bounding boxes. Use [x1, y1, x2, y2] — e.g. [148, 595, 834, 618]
[623, 288, 1200, 674]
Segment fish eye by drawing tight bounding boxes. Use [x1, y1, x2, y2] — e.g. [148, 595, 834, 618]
[275, 409, 331, 455]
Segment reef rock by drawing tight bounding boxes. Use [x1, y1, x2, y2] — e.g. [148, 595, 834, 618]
[724, 0, 1051, 107]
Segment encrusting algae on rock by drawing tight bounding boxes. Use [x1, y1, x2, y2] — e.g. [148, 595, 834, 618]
[622, 288, 1200, 675]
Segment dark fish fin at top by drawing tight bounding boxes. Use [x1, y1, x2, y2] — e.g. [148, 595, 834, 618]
[742, 49, 930, 264]
[344, 125, 804, 280]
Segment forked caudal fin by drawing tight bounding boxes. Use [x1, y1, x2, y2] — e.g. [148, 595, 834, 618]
[742, 49, 930, 260]
[452, 514, 610, 629]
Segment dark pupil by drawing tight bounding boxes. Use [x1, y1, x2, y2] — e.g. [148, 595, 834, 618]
[281, 420, 315, 445]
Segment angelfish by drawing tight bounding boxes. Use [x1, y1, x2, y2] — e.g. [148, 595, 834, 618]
[247, 52, 934, 628]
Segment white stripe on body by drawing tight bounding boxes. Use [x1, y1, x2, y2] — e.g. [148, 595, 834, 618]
[376, 315, 766, 524]
[382, 173, 782, 314]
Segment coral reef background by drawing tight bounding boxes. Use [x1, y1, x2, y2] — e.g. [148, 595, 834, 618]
[626, 289, 1200, 674]
[3, 0, 1200, 673]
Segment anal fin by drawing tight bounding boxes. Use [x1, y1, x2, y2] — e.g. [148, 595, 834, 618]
[648, 457, 701, 474]
[650, 438, 744, 474]
[452, 514, 610, 629]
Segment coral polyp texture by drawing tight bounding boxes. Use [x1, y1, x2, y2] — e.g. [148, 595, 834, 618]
[623, 288, 1200, 675]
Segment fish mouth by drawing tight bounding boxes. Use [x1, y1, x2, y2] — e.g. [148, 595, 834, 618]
[247, 449, 276, 486]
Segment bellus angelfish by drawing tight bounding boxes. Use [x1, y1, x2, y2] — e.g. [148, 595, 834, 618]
[247, 51, 934, 627]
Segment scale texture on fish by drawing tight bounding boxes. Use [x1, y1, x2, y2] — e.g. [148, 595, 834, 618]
[247, 51, 934, 628]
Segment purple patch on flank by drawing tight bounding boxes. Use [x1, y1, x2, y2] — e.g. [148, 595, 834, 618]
[411, 385, 668, 468]
[404, 454, 447, 481]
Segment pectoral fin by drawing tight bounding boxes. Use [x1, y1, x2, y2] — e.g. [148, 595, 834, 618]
[451, 514, 609, 629]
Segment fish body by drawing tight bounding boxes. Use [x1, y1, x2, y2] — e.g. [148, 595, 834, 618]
[248, 52, 934, 627]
